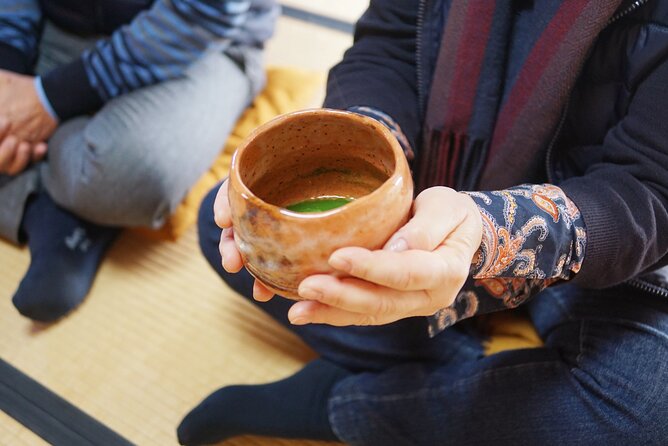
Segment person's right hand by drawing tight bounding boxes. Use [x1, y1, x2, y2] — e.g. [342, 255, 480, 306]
[213, 179, 276, 301]
[0, 70, 57, 144]
[0, 117, 47, 175]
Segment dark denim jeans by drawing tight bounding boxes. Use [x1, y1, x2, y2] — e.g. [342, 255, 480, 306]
[199, 185, 668, 446]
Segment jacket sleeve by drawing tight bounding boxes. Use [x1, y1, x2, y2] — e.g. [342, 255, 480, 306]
[0, 0, 41, 74]
[323, 0, 421, 151]
[428, 55, 668, 335]
[40, 0, 278, 121]
[559, 55, 668, 288]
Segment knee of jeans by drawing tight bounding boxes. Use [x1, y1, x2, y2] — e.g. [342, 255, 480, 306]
[568, 315, 668, 442]
[329, 395, 406, 446]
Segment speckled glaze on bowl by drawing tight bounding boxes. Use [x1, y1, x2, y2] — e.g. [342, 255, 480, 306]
[228, 108, 414, 299]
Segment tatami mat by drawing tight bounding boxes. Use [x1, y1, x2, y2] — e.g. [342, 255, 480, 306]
[0, 410, 50, 446]
[0, 4, 363, 444]
[279, 0, 368, 22]
[0, 228, 341, 446]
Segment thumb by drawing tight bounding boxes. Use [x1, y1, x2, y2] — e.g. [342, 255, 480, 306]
[383, 186, 473, 253]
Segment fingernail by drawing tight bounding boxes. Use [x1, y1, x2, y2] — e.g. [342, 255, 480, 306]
[387, 237, 408, 252]
[290, 316, 309, 325]
[299, 286, 322, 300]
[329, 254, 351, 272]
[221, 253, 228, 271]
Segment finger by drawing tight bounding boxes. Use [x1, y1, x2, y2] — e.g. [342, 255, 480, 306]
[0, 135, 19, 172]
[383, 186, 468, 252]
[213, 179, 232, 228]
[297, 274, 432, 320]
[328, 246, 449, 291]
[288, 299, 399, 327]
[219, 227, 243, 273]
[252, 280, 274, 302]
[0, 116, 9, 141]
[32, 142, 48, 162]
[7, 141, 31, 175]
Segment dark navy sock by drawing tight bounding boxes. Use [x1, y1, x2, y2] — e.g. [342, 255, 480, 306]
[12, 191, 120, 322]
[177, 359, 350, 445]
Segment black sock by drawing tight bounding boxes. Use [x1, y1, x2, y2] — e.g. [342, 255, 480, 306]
[12, 191, 120, 322]
[177, 359, 350, 445]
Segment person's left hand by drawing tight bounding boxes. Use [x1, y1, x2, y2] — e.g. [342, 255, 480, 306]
[288, 187, 484, 326]
[0, 69, 57, 145]
[214, 181, 484, 327]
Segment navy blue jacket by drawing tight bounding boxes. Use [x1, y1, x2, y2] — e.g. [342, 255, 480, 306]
[325, 0, 668, 295]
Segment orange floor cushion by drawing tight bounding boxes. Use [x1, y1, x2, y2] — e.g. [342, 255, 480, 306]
[484, 310, 543, 355]
[133, 67, 325, 241]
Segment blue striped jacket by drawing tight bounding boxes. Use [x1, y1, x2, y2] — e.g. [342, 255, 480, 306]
[0, 0, 278, 120]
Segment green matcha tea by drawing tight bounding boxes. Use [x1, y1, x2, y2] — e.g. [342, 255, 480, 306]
[286, 196, 353, 213]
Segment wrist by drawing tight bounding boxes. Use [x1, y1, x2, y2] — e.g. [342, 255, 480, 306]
[40, 58, 104, 120]
[459, 192, 484, 264]
[461, 191, 493, 277]
[33, 77, 60, 123]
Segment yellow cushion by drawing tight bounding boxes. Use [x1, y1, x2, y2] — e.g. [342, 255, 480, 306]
[134, 67, 325, 241]
[483, 311, 543, 355]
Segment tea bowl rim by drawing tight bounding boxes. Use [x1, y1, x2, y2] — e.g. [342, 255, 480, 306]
[229, 108, 411, 220]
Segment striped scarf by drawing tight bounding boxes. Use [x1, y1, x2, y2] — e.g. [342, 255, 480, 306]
[417, 0, 623, 192]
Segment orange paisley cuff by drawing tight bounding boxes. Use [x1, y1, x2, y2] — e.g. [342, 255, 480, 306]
[427, 184, 586, 336]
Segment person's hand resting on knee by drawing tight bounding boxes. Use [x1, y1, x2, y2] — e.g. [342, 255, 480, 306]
[0, 116, 48, 175]
[0, 69, 55, 174]
[0, 73, 118, 323]
[213, 178, 484, 326]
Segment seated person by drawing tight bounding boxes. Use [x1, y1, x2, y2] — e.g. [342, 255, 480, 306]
[0, 0, 278, 322]
[181, 0, 668, 445]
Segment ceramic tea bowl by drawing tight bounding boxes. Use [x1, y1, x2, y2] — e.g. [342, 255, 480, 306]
[228, 108, 414, 299]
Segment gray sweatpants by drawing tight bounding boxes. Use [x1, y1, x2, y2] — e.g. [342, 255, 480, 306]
[0, 23, 263, 243]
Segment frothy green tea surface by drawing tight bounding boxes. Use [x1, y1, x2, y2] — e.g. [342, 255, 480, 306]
[286, 196, 353, 213]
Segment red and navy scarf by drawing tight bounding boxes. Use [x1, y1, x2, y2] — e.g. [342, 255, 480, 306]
[417, 0, 623, 192]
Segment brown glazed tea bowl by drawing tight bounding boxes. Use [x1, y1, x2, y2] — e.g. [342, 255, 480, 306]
[228, 108, 414, 299]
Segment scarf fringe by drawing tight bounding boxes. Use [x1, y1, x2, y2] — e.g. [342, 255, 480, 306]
[416, 129, 489, 192]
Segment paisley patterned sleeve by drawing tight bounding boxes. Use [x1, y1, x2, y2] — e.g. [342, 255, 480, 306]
[428, 184, 586, 336]
[340, 107, 587, 336]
